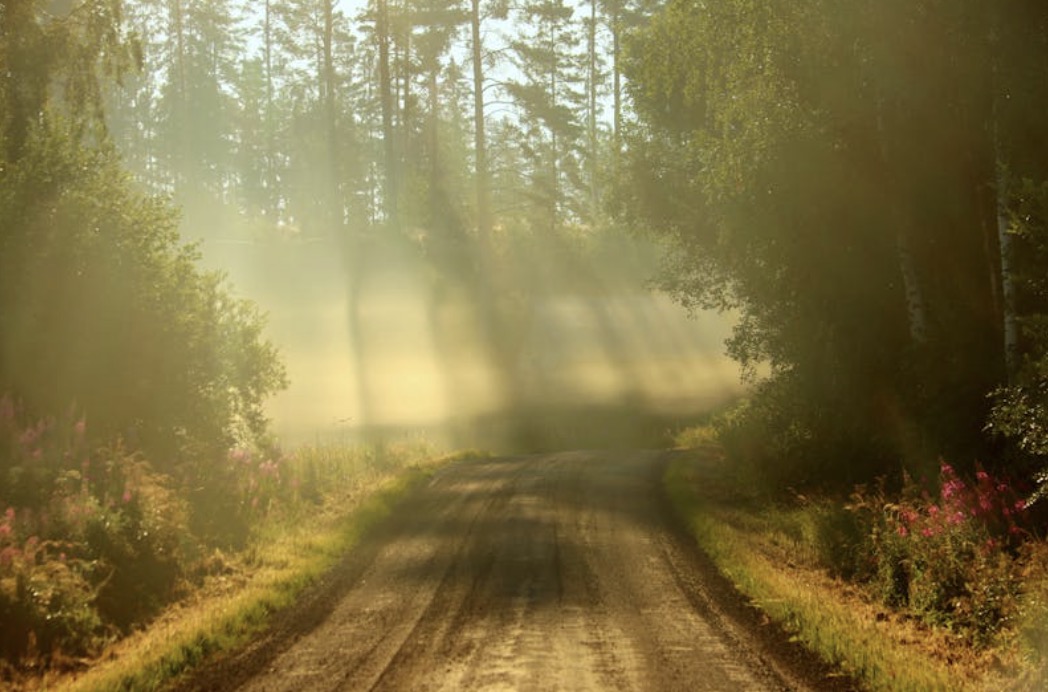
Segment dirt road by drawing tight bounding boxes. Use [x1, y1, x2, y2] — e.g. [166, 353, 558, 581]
[180, 451, 853, 691]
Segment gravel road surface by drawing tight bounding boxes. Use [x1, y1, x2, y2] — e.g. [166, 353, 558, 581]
[178, 450, 855, 691]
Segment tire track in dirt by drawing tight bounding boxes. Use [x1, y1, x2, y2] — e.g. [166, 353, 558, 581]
[178, 451, 858, 691]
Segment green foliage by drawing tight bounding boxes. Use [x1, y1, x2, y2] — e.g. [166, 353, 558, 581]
[57, 448, 441, 692]
[849, 463, 1029, 646]
[0, 538, 103, 663]
[187, 444, 290, 548]
[0, 122, 286, 465]
[505, 0, 589, 234]
[725, 457, 1035, 648]
[664, 453, 971, 691]
[799, 499, 868, 581]
[0, 0, 140, 160]
[2, 4, 286, 466]
[0, 393, 440, 673]
[988, 178, 1048, 501]
[0, 400, 194, 664]
[619, 0, 913, 481]
[619, 0, 1048, 484]
[81, 446, 191, 629]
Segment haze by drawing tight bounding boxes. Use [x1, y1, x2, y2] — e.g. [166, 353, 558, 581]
[202, 230, 741, 450]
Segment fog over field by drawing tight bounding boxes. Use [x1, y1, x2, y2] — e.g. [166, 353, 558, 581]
[203, 234, 742, 450]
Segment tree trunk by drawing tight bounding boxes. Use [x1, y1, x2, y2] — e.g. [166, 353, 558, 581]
[172, 0, 188, 191]
[611, 3, 621, 148]
[322, 0, 340, 231]
[377, 0, 398, 227]
[587, 0, 599, 219]
[1, 0, 48, 161]
[895, 225, 928, 345]
[997, 164, 1018, 378]
[263, 0, 277, 219]
[470, 0, 490, 241]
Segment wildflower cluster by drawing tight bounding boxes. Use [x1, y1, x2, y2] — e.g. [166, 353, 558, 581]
[1, 397, 190, 666]
[184, 441, 308, 548]
[227, 446, 290, 518]
[0, 394, 428, 675]
[891, 463, 1027, 543]
[867, 462, 1029, 645]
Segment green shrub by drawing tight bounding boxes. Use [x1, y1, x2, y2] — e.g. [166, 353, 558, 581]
[857, 463, 1028, 646]
[0, 538, 104, 662]
[81, 448, 191, 629]
[0, 396, 437, 673]
[185, 443, 302, 548]
[673, 423, 720, 449]
[802, 499, 870, 580]
[0, 122, 286, 468]
[1, 401, 195, 663]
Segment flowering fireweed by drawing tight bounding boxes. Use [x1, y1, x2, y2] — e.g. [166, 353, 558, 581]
[0, 395, 192, 670]
[1, 393, 433, 677]
[856, 462, 1030, 646]
[0, 393, 262, 667]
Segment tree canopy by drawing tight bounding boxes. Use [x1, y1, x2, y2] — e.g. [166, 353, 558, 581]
[619, 0, 1048, 484]
[0, 1, 287, 467]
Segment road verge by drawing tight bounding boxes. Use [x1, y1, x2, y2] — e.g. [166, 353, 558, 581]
[51, 449, 469, 692]
[663, 447, 1025, 691]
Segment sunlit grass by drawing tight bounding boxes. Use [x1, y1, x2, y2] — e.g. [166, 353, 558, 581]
[664, 453, 1023, 692]
[48, 441, 457, 692]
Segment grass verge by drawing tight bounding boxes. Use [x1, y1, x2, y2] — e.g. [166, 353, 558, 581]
[664, 448, 1023, 692]
[39, 446, 472, 692]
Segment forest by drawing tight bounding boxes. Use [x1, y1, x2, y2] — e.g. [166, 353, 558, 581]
[621, 0, 1048, 490]
[4, 0, 1048, 687]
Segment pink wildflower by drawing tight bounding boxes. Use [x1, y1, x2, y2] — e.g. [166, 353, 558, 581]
[921, 527, 935, 538]
[74, 417, 86, 438]
[897, 524, 909, 537]
[976, 470, 990, 482]
[1015, 498, 1026, 512]
[122, 488, 132, 504]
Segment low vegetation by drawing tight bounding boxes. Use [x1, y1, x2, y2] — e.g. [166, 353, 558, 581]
[0, 395, 451, 690]
[668, 417, 1048, 691]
